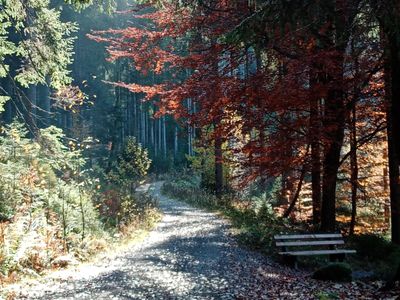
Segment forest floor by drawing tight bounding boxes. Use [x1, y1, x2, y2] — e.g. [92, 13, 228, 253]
[3, 182, 395, 300]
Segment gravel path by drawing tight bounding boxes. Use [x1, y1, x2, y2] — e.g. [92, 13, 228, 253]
[12, 182, 271, 299]
[9, 182, 390, 299]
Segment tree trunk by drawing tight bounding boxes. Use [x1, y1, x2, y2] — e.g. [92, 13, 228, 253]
[349, 104, 358, 235]
[187, 98, 193, 156]
[283, 162, 307, 218]
[387, 122, 400, 244]
[385, 32, 400, 244]
[384, 163, 390, 225]
[320, 58, 345, 232]
[320, 1, 349, 233]
[163, 116, 167, 158]
[133, 93, 138, 139]
[38, 83, 51, 128]
[214, 126, 223, 199]
[174, 125, 178, 159]
[27, 85, 37, 128]
[310, 67, 322, 225]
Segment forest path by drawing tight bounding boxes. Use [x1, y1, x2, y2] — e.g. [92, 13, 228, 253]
[12, 181, 270, 299]
[11, 182, 380, 299]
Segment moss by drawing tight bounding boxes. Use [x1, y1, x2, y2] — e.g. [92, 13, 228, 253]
[312, 263, 352, 282]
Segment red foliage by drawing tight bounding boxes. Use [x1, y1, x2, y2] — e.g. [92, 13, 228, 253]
[89, 0, 385, 186]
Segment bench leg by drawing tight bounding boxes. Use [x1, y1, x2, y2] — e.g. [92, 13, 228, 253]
[283, 255, 298, 269]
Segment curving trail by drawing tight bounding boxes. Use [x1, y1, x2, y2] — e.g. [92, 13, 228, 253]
[12, 182, 381, 299]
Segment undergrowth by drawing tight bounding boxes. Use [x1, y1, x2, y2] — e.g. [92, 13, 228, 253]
[161, 176, 290, 255]
[0, 122, 161, 292]
[162, 175, 400, 284]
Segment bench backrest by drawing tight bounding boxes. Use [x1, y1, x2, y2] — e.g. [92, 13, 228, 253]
[274, 233, 344, 248]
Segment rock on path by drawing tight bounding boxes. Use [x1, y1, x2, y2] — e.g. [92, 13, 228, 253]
[10, 182, 387, 299]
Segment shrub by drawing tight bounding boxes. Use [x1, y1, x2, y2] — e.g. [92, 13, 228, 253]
[348, 234, 400, 280]
[312, 263, 352, 282]
[349, 234, 396, 259]
[107, 136, 151, 194]
[0, 122, 160, 285]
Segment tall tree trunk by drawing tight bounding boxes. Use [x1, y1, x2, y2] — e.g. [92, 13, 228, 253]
[320, 1, 349, 232]
[214, 131, 223, 199]
[158, 116, 162, 155]
[283, 161, 307, 218]
[27, 85, 37, 128]
[187, 98, 193, 156]
[387, 105, 400, 244]
[150, 111, 154, 147]
[174, 125, 178, 159]
[310, 67, 322, 225]
[133, 93, 138, 139]
[349, 104, 358, 235]
[385, 32, 400, 244]
[162, 116, 167, 158]
[38, 83, 51, 128]
[320, 83, 345, 232]
[384, 158, 390, 225]
[141, 103, 145, 145]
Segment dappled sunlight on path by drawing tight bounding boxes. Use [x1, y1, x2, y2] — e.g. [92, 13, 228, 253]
[10, 182, 384, 299]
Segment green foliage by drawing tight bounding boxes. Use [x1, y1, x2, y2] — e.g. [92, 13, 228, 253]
[65, 0, 116, 13]
[119, 137, 151, 182]
[150, 155, 175, 173]
[162, 176, 219, 209]
[39, 126, 85, 171]
[349, 234, 396, 260]
[0, 121, 38, 219]
[162, 176, 287, 253]
[187, 142, 231, 191]
[0, 121, 161, 282]
[108, 136, 151, 191]
[100, 137, 154, 227]
[0, 0, 78, 89]
[187, 145, 215, 190]
[0, 121, 99, 275]
[0, 96, 9, 113]
[312, 263, 353, 282]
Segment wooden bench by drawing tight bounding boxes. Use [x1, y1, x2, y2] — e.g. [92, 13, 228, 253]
[274, 233, 356, 269]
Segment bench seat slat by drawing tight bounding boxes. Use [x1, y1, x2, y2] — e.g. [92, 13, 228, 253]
[279, 249, 357, 256]
[276, 240, 345, 247]
[274, 234, 342, 240]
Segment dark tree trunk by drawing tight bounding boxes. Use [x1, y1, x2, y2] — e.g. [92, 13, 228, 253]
[214, 129, 223, 199]
[174, 126, 178, 159]
[310, 67, 322, 225]
[320, 65, 345, 232]
[349, 105, 358, 235]
[38, 83, 51, 128]
[311, 137, 322, 225]
[27, 85, 37, 128]
[320, 1, 350, 233]
[385, 33, 400, 244]
[387, 117, 400, 244]
[283, 162, 307, 218]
